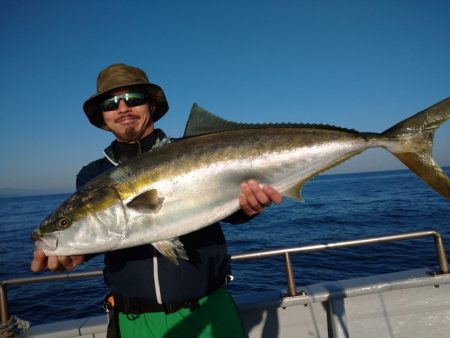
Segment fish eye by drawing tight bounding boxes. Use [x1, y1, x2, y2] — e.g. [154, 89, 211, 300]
[57, 217, 71, 230]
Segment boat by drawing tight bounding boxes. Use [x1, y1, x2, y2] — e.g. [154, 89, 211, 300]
[1, 230, 449, 337]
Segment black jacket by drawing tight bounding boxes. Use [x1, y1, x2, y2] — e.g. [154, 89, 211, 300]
[76, 130, 248, 304]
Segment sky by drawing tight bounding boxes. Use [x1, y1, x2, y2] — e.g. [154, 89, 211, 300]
[1, 0, 449, 194]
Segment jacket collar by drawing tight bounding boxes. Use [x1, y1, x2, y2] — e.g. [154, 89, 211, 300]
[104, 128, 169, 165]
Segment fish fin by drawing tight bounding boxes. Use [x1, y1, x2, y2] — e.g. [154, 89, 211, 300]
[127, 189, 164, 212]
[283, 181, 305, 202]
[183, 103, 360, 137]
[184, 103, 244, 136]
[381, 97, 450, 200]
[153, 238, 188, 265]
[151, 136, 172, 150]
[283, 149, 366, 202]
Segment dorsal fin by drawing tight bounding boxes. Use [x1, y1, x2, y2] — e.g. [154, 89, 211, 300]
[183, 103, 359, 137]
[183, 103, 249, 136]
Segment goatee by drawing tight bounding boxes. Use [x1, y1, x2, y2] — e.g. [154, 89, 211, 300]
[124, 126, 140, 141]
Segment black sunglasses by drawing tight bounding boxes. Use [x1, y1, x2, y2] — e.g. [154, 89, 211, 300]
[100, 92, 147, 111]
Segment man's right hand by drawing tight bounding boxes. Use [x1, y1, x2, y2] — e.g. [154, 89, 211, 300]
[31, 244, 85, 273]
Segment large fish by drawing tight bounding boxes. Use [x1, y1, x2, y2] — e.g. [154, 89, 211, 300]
[32, 99, 450, 263]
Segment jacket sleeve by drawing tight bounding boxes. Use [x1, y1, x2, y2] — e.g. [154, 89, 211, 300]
[76, 167, 93, 190]
[221, 209, 257, 225]
[76, 158, 114, 190]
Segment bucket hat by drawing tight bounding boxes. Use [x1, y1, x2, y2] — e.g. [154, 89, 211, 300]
[83, 63, 169, 130]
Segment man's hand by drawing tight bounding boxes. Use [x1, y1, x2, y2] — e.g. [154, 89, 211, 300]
[31, 243, 85, 273]
[239, 179, 283, 217]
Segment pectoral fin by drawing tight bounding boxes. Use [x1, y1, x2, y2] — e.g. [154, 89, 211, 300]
[127, 189, 164, 213]
[153, 238, 189, 265]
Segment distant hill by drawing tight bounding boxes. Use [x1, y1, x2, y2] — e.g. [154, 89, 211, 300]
[0, 188, 71, 198]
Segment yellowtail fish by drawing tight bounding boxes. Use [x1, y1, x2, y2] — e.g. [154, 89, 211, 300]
[32, 99, 450, 263]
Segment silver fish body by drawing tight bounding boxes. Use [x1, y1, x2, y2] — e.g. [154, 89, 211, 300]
[32, 99, 450, 263]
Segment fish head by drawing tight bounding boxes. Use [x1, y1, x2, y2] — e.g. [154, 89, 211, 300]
[31, 186, 128, 255]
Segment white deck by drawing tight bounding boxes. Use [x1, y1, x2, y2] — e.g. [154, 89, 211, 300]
[20, 267, 450, 338]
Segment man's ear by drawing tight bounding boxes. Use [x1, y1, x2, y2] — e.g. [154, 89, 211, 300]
[149, 103, 156, 113]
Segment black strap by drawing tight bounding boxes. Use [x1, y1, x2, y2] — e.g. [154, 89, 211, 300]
[105, 294, 200, 315]
[106, 307, 121, 338]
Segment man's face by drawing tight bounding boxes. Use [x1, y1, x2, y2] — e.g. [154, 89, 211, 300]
[102, 87, 155, 142]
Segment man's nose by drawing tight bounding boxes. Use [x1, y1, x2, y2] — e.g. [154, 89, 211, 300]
[117, 99, 131, 112]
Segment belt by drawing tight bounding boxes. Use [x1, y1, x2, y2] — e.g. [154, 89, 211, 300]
[104, 294, 200, 315]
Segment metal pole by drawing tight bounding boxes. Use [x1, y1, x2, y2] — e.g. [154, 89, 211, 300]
[0, 283, 9, 325]
[0, 270, 103, 325]
[283, 253, 298, 297]
[432, 232, 449, 274]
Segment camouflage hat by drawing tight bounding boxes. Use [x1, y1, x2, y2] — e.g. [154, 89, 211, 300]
[83, 63, 169, 130]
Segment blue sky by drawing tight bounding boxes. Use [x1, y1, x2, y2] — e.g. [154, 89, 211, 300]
[1, 0, 449, 193]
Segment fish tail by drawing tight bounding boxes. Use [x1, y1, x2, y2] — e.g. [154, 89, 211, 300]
[380, 97, 450, 199]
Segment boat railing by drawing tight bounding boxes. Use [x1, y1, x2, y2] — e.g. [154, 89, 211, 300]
[1, 230, 448, 327]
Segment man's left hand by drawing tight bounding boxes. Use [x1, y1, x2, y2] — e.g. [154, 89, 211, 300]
[239, 180, 283, 217]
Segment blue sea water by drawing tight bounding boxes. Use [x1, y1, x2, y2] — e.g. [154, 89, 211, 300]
[0, 168, 449, 326]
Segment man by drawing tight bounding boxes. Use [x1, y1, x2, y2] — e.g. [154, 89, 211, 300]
[31, 63, 282, 337]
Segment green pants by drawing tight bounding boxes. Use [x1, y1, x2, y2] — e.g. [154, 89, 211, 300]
[118, 288, 245, 338]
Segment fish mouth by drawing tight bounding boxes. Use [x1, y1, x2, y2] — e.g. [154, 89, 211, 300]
[31, 230, 40, 241]
[32, 232, 59, 252]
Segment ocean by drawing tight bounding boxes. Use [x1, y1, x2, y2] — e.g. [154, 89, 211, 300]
[1, 168, 449, 326]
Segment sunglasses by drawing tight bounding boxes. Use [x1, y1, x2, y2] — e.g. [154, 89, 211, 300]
[100, 91, 147, 111]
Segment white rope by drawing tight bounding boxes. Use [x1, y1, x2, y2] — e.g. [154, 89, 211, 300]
[0, 316, 30, 338]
